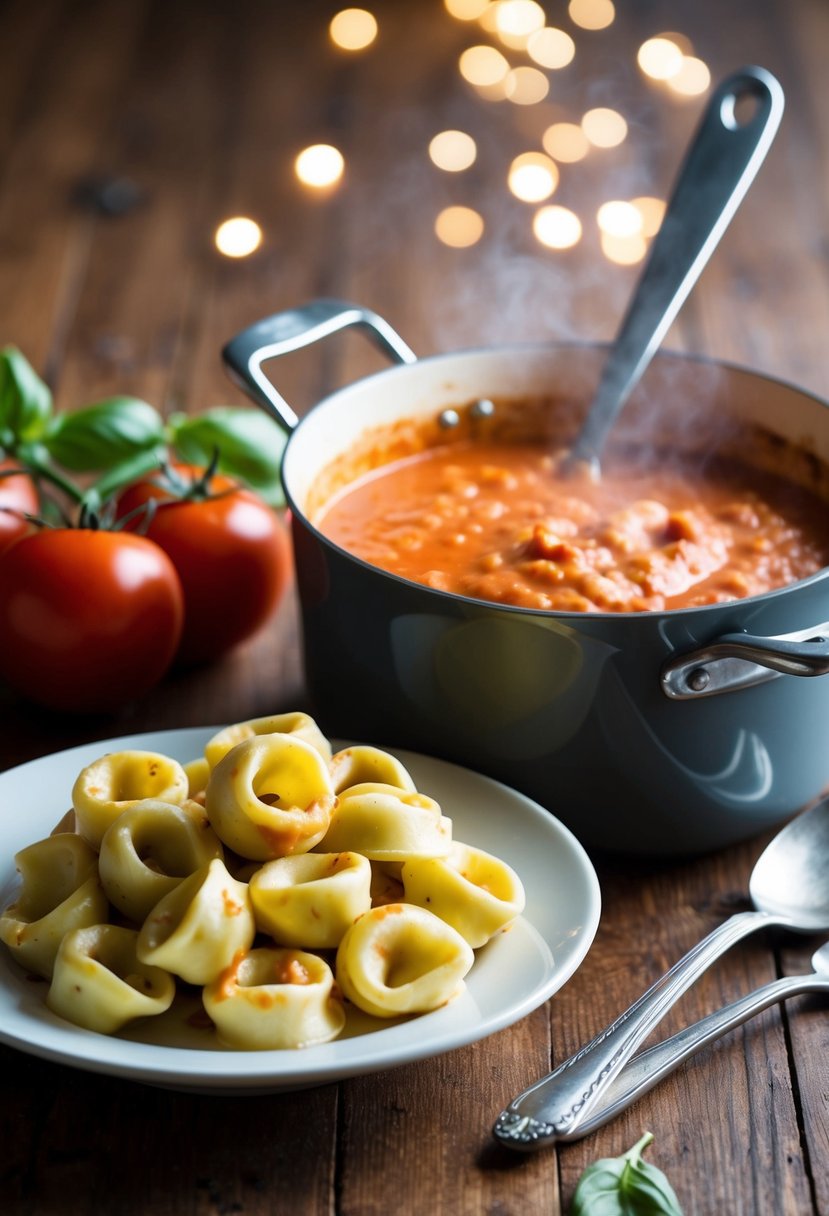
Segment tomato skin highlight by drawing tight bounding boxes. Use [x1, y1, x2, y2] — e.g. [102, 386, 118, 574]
[117, 468, 291, 664]
[0, 459, 38, 554]
[0, 529, 184, 712]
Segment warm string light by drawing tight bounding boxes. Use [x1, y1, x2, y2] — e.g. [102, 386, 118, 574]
[329, 8, 378, 51]
[294, 144, 345, 189]
[435, 206, 485, 247]
[214, 217, 263, 258]
[508, 152, 559, 202]
[429, 130, 478, 172]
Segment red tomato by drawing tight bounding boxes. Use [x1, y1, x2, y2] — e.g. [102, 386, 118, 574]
[0, 529, 184, 712]
[117, 468, 291, 664]
[0, 459, 38, 554]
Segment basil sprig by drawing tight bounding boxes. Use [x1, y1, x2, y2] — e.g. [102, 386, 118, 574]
[0, 348, 287, 507]
[571, 1133, 684, 1216]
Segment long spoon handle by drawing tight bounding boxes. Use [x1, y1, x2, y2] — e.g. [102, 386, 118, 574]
[556, 970, 829, 1139]
[492, 909, 791, 1151]
[566, 66, 784, 473]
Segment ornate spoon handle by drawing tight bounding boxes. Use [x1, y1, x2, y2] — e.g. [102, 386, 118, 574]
[493, 909, 790, 1151]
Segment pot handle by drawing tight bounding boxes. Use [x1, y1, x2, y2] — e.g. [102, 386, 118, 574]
[661, 620, 829, 699]
[222, 299, 417, 432]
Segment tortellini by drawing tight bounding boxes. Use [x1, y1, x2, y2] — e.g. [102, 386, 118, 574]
[205, 735, 336, 860]
[1, 712, 527, 1050]
[203, 947, 345, 1049]
[0, 834, 108, 979]
[336, 904, 474, 1017]
[401, 842, 526, 948]
[72, 750, 189, 848]
[47, 924, 175, 1033]
[98, 799, 224, 923]
[136, 858, 255, 985]
[250, 852, 372, 948]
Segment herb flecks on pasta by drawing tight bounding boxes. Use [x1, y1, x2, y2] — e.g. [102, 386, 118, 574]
[1, 715, 526, 1050]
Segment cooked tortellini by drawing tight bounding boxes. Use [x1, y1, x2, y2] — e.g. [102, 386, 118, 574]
[98, 799, 224, 923]
[250, 852, 372, 948]
[203, 947, 345, 1049]
[205, 735, 336, 860]
[47, 924, 175, 1033]
[136, 858, 255, 985]
[1, 712, 528, 1050]
[72, 750, 189, 848]
[336, 904, 474, 1017]
[204, 712, 332, 771]
[319, 783, 452, 861]
[0, 834, 108, 979]
[401, 842, 526, 948]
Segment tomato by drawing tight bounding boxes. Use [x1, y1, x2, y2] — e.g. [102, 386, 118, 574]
[0, 458, 38, 554]
[117, 467, 291, 664]
[0, 529, 184, 712]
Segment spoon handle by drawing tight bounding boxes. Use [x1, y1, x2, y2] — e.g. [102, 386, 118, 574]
[492, 908, 790, 1151]
[556, 970, 829, 1139]
[566, 66, 784, 472]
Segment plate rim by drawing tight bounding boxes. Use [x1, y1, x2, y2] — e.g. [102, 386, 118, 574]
[0, 725, 601, 1091]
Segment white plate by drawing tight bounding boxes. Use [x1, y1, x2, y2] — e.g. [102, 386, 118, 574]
[0, 727, 600, 1094]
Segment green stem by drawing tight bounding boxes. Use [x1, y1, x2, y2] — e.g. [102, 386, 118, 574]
[21, 452, 85, 503]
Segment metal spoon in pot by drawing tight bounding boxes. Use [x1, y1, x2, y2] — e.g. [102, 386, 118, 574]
[560, 66, 785, 480]
[554, 939, 829, 1140]
[493, 795, 829, 1151]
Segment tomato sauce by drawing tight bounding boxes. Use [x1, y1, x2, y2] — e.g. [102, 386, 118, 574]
[316, 441, 829, 613]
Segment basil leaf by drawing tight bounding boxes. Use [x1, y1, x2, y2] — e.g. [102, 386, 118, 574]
[0, 347, 52, 444]
[45, 397, 165, 470]
[571, 1133, 683, 1216]
[170, 407, 286, 505]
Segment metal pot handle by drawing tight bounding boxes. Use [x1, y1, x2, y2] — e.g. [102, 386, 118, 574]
[661, 620, 829, 699]
[222, 299, 417, 432]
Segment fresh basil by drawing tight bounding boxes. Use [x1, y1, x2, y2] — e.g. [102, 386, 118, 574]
[571, 1133, 683, 1216]
[169, 407, 287, 505]
[45, 397, 166, 470]
[0, 346, 52, 445]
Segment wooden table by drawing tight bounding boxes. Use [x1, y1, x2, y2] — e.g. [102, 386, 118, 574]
[1, 1, 827, 1211]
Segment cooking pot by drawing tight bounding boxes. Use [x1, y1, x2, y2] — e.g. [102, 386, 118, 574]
[223, 299, 829, 855]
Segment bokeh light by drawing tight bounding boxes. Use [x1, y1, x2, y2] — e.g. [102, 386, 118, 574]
[542, 121, 589, 162]
[508, 152, 559, 202]
[214, 217, 263, 258]
[444, 0, 489, 17]
[504, 66, 550, 105]
[582, 107, 628, 148]
[527, 27, 576, 69]
[534, 205, 582, 249]
[429, 129, 477, 171]
[631, 196, 666, 237]
[597, 200, 643, 238]
[435, 205, 485, 247]
[329, 9, 378, 51]
[494, 0, 546, 48]
[601, 232, 648, 264]
[568, 0, 615, 31]
[668, 56, 711, 96]
[295, 144, 345, 188]
[459, 45, 510, 87]
[637, 36, 684, 81]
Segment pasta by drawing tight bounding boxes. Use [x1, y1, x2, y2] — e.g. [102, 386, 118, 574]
[205, 734, 335, 860]
[47, 924, 175, 1033]
[97, 799, 224, 923]
[72, 750, 189, 848]
[0, 833, 108, 979]
[0, 714, 527, 1050]
[335, 903, 474, 1017]
[203, 947, 345, 1049]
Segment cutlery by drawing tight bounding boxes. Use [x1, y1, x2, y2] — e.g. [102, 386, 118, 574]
[561, 65, 784, 479]
[493, 796, 829, 1150]
[550, 939, 829, 1140]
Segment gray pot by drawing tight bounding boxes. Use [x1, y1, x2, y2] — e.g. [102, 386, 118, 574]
[224, 300, 829, 855]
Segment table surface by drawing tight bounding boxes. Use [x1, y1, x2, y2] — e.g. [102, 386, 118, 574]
[1, 1, 827, 1212]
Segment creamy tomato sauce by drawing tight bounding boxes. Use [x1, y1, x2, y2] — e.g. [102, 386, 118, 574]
[316, 441, 829, 612]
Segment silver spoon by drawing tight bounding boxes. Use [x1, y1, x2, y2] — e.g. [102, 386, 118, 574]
[493, 796, 829, 1151]
[556, 939, 829, 1139]
[561, 65, 784, 479]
